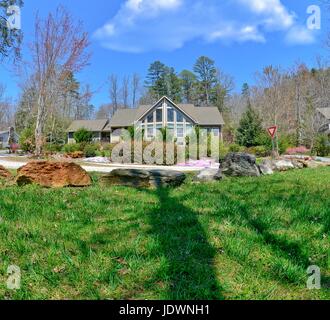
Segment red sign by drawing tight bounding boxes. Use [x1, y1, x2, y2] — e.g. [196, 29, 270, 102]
[267, 126, 278, 139]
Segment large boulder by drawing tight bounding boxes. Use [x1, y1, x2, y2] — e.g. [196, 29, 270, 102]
[100, 169, 186, 188]
[195, 168, 223, 182]
[272, 160, 295, 172]
[16, 161, 91, 188]
[0, 165, 12, 180]
[220, 153, 260, 177]
[258, 160, 274, 175]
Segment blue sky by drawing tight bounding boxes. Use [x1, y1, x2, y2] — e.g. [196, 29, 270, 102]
[0, 0, 328, 108]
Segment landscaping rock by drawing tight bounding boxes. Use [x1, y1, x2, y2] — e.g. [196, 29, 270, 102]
[0, 165, 12, 180]
[258, 160, 274, 175]
[272, 160, 295, 172]
[100, 169, 186, 188]
[220, 153, 260, 177]
[298, 160, 330, 169]
[291, 160, 304, 169]
[16, 161, 91, 188]
[195, 168, 223, 182]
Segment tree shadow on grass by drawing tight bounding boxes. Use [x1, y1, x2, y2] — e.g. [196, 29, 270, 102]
[143, 187, 224, 300]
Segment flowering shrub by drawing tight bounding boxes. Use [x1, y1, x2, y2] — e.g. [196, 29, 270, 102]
[286, 146, 310, 155]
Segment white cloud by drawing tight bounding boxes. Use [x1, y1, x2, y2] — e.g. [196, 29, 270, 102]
[239, 0, 295, 29]
[93, 0, 316, 53]
[285, 25, 316, 45]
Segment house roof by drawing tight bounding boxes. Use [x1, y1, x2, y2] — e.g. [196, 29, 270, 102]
[317, 107, 330, 120]
[106, 97, 224, 129]
[66, 119, 109, 132]
[106, 105, 151, 129]
[178, 104, 225, 125]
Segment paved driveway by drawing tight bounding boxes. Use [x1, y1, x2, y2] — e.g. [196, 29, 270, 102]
[0, 158, 209, 173]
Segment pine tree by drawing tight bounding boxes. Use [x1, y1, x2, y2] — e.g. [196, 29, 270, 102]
[0, 0, 23, 59]
[179, 70, 197, 103]
[236, 104, 263, 147]
[193, 56, 217, 105]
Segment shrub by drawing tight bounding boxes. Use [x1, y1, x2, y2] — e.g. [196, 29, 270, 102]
[19, 127, 35, 153]
[74, 128, 93, 143]
[313, 135, 330, 157]
[63, 143, 82, 154]
[236, 104, 263, 147]
[83, 144, 97, 158]
[278, 134, 296, 155]
[44, 143, 62, 153]
[286, 146, 310, 155]
[246, 146, 270, 157]
[229, 143, 244, 153]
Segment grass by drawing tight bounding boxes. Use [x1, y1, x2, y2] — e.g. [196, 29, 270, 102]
[0, 168, 329, 300]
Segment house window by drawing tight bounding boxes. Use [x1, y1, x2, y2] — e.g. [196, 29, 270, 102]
[147, 125, 154, 139]
[68, 132, 74, 139]
[156, 109, 162, 122]
[176, 111, 184, 123]
[167, 108, 174, 122]
[212, 128, 220, 136]
[176, 125, 184, 138]
[147, 113, 154, 123]
[186, 124, 193, 135]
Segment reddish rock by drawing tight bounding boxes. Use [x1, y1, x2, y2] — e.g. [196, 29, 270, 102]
[16, 161, 91, 188]
[0, 165, 12, 180]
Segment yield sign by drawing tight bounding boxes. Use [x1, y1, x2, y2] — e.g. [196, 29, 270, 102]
[267, 126, 278, 139]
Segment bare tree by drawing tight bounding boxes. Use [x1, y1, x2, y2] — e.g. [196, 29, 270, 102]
[121, 76, 129, 108]
[30, 6, 90, 155]
[0, 84, 16, 130]
[109, 74, 119, 113]
[132, 73, 141, 108]
[96, 103, 115, 119]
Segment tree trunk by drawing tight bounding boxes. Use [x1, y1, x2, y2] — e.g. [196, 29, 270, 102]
[35, 94, 46, 156]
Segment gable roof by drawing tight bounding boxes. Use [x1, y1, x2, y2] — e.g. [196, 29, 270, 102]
[106, 96, 224, 129]
[178, 104, 225, 126]
[66, 119, 109, 132]
[317, 108, 330, 120]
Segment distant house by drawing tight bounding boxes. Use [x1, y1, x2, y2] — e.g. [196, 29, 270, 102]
[66, 119, 110, 144]
[66, 96, 225, 144]
[0, 127, 20, 149]
[316, 108, 330, 133]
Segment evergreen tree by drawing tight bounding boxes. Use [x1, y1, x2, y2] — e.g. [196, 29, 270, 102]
[179, 70, 197, 103]
[236, 104, 263, 147]
[0, 0, 23, 59]
[193, 56, 217, 105]
[145, 61, 167, 98]
[145, 61, 181, 102]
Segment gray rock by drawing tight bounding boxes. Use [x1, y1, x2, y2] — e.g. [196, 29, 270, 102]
[291, 160, 304, 169]
[100, 169, 186, 188]
[195, 168, 223, 182]
[220, 153, 260, 177]
[313, 157, 330, 163]
[258, 160, 274, 175]
[272, 160, 295, 171]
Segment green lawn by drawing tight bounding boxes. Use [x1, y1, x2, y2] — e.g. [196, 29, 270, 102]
[0, 168, 329, 300]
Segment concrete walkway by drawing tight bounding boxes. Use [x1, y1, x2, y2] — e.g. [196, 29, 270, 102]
[0, 158, 210, 173]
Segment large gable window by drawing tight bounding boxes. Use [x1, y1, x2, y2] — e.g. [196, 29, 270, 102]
[156, 109, 162, 122]
[176, 111, 184, 123]
[147, 113, 154, 123]
[167, 108, 174, 122]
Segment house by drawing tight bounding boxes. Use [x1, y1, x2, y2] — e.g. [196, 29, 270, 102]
[67, 96, 225, 144]
[0, 127, 20, 149]
[316, 108, 330, 133]
[66, 119, 110, 144]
